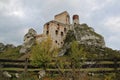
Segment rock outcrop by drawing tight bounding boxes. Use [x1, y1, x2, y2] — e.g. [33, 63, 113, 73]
[58, 23, 105, 56]
[20, 28, 37, 54]
[74, 24, 105, 47]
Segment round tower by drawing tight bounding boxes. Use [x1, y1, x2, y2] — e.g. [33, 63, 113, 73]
[73, 15, 79, 24]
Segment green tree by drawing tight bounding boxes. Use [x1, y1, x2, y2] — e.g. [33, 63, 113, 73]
[69, 41, 87, 80]
[30, 37, 58, 70]
[70, 41, 86, 64]
[56, 41, 88, 80]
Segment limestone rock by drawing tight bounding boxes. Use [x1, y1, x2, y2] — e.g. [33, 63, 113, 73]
[38, 70, 46, 79]
[15, 73, 19, 78]
[58, 23, 105, 56]
[20, 28, 37, 54]
[58, 43, 70, 56]
[74, 23, 105, 47]
[3, 71, 12, 78]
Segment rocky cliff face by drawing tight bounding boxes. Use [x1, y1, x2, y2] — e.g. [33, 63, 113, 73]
[20, 28, 37, 54]
[74, 23, 105, 47]
[58, 23, 106, 56]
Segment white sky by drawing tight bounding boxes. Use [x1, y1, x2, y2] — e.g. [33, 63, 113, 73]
[0, 0, 120, 50]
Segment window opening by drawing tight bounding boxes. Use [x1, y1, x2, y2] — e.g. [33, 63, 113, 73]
[55, 30, 58, 35]
[61, 32, 64, 36]
[46, 31, 49, 35]
[64, 28, 66, 32]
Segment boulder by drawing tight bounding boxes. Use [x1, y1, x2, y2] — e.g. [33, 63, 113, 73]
[15, 73, 19, 78]
[3, 71, 12, 78]
[38, 70, 46, 79]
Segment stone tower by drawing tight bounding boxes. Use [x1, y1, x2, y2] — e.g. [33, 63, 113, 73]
[54, 11, 70, 24]
[73, 15, 79, 24]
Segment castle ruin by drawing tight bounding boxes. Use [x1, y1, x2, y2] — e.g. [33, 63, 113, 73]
[36, 11, 79, 48]
[20, 11, 105, 54]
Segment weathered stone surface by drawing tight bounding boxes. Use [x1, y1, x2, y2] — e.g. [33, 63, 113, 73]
[15, 73, 19, 78]
[58, 43, 71, 56]
[74, 24, 105, 47]
[20, 28, 37, 54]
[3, 71, 12, 78]
[38, 70, 46, 79]
[58, 23, 105, 56]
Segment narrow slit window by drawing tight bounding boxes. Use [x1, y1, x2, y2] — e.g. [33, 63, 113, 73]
[47, 23, 49, 30]
[55, 40, 57, 43]
[64, 28, 66, 32]
[61, 32, 64, 36]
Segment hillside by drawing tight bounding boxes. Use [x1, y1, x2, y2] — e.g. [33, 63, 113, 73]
[58, 23, 120, 58]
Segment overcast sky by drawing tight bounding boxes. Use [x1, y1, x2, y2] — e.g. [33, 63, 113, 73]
[0, 0, 120, 50]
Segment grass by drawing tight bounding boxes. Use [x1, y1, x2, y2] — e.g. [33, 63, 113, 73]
[1, 67, 120, 72]
[0, 47, 22, 59]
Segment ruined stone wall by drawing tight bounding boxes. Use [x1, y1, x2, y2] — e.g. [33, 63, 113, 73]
[36, 34, 47, 43]
[54, 11, 70, 24]
[36, 11, 74, 48]
[43, 21, 70, 48]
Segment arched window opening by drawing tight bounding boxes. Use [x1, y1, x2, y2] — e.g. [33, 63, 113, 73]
[55, 30, 58, 35]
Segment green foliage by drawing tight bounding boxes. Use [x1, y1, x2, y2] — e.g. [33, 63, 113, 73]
[77, 44, 120, 59]
[64, 30, 76, 43]
[69, 41, 87, 68]
[30, 37, 58, 67]
[103, 73, 116, 80]
[0, 46, 21, 59]
[70, 41, 86, 62]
